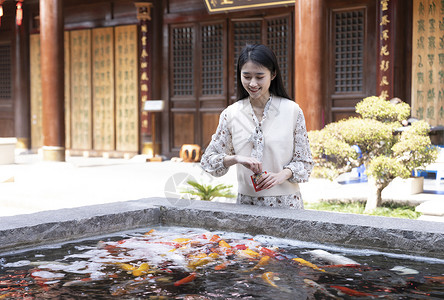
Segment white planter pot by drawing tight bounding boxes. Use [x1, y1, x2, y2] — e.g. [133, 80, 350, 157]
[0, 138, 17, 165]
[386, 176, 424, 195]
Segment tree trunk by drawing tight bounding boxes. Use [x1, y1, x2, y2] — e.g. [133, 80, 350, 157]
[364, 177, 385, 213]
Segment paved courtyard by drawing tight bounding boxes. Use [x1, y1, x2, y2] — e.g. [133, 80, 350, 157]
[0, 153, 443, 220]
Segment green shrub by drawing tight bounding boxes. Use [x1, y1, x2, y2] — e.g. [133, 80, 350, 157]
[309, 95, 438, 211]
[356, 96, 410, 122]
[181, 180, 236, 201]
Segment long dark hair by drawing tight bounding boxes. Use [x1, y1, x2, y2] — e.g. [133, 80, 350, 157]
[236, 44, 291, 101]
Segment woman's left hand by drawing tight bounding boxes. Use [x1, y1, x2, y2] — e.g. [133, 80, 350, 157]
[256, 169, 292, 190]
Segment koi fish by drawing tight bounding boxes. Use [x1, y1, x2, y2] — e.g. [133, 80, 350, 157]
[238, 249, 261, 259]
[249, 255, 270, 271]
[390, 266, 419, 275]
[234, 244, 247, 250]
[308, 250, 360, 265]
[321, 264, 364, 269]
[173, 238, 191, 244]
[132, 263, 150, 277]
[259, 247, 278, 258]
[188, 257, 212, 269]
[214, 261, 229, 270]
[304, 279, 342, 300]
[218, 240, 231, 248]
[120, 263, 137, 272]
[331, 285, 376, 297]
[174, 272, 197, 286]
[261, 272, 279, 288]
[292, 258, 325, 272]
[425, 276, 444, 284]
[261, 272, 291, 293]
[209, 234, 220, 242]
[63, 277, 93, 287]
[144, 229, 155, 235]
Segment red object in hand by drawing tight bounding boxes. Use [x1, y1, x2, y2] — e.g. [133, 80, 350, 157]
[251, 171, 267, 192]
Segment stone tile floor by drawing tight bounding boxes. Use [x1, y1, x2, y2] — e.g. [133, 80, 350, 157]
[0, 153, 443, 221]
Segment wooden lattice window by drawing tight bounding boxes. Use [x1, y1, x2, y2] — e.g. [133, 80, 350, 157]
[334, 10, 364, 93]
[172, 26, 194, 97]
[267, 17, 290, 93]
[0, 45, 12, 100]
[233, 21, 262, 93]
[201, 23, 224, 96]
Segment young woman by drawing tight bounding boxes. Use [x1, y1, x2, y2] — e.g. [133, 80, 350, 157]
[200, 44, 313, 209]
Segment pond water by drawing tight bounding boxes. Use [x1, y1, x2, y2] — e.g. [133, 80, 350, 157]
[1, 226, 443, 299]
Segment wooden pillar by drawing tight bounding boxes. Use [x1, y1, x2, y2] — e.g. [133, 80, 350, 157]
[376, 0, 397, 100]
[40, 0, 65, 161]
[135, 2, 157, 156]
[13, 8, 30, 149]
[295, 0, 324, 131]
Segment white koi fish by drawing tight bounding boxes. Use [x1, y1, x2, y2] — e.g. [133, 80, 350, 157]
[308, 250, 360, 266]
[390, 266, 419, 275]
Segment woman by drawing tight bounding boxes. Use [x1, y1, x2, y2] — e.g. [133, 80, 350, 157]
[200, 44, 313, 209]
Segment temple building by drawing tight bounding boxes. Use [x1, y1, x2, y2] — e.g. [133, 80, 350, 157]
[0, 0, 442, 160]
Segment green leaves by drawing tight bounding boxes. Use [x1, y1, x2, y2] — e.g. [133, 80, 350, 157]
[309, 96, 437, 184]
[181, 180, 236, 201]
[356, 96, 410, 122]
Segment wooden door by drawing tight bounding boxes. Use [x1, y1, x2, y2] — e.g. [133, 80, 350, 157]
[325, 0, 377, 123]
[0, 43, 14, 137]
[168, 13, 293, 156]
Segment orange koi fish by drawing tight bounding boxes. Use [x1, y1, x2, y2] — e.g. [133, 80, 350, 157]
[238, 249, 260, 258]
[209, 234, 221, 242]
[144, 229, 155, 235]
[292, 258, 325, 272]
[218, 240, 231, 248]
[174, 272, 197, 286]
[214, 261, 229, 270]
[425, 276, 444, 284]
[331, 285, 376, 297]
[250, 255, 270, 271]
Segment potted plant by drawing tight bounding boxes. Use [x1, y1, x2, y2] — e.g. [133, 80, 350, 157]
[309, 96, 438, 213]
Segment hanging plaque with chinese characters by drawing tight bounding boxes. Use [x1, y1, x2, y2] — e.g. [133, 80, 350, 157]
[412, 0, 444, 126]
[30, 34, 43, 149]
[92, 27, 115, 151]
[71, 30, 92, 150]
[115, 25, 139, 152]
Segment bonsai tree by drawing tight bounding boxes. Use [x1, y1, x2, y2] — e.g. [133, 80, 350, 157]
[309, 96, 438, 212]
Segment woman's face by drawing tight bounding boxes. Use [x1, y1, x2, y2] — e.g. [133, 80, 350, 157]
[240, 61, 275, 103]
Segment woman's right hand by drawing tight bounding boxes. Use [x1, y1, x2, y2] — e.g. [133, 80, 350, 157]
[233, 155, 262, 174]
